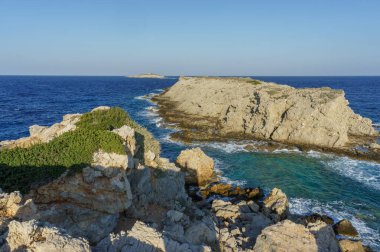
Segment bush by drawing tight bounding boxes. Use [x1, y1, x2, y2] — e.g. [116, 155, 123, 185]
[246, 79, 262, 85]
[77, 107, 128, 131]
[0, 129, 124, 193]
[78, 107, 160, 159]
[0, 106, 160, 193]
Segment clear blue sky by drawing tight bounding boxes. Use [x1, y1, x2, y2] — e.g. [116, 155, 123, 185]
[0, 0, 379, 76]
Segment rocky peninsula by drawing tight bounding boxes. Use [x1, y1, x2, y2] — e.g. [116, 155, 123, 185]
[0, 106, 372, 251]
[128, 73, 165, 79]
[153, 77, 380, 161]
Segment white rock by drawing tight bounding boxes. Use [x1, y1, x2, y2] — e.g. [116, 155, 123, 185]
[176, 147, 214, 185]
[5, 220, 90, 252]
[91, 106, 111, 112]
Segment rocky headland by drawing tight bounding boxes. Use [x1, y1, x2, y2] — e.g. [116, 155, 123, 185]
[0, 106, 372, 251]
[128, 73, 165, 79]
[152, 77, 380, 161]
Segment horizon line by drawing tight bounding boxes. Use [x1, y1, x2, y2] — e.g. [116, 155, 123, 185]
[1, 74, 380, 77]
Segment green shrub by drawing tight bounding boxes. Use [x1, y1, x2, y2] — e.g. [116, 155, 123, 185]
[0, 107, 161, 193]
[77, 107, 128, 131]
[0, 129, 124, 193]
[78, 107, 160, 159]
[246, 79, 262, 85]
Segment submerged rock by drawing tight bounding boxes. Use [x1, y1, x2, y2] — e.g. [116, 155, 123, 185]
[201, 183, 263, 201]
[333, 219, 359, 238]
[176, 147, 214, 185]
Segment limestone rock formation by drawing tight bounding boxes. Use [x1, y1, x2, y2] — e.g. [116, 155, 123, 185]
[339, 239, 366, 252]
[95, 220, 211, 252]
[91, 106, 111, 112]
[92, 150, 129, 171]
[176, 147, 214, 185]
[33, 165, 132, 214]
[29, 152, 133, 243]
[155, 77, 378, 148]
[306, 220, 340, 252]
[3, 220, 90, 252]
[0, 113, 81, 149]
[0, 106, 372, 251]
[0, 191, 38, 221]
[333, 219, 359, 238]
[211, 199, 274, 250]
[201, 183, 263, 201]
[112, 125, 137, 156]
[262, 188, 289, 222]
[254, 220, 318, 252]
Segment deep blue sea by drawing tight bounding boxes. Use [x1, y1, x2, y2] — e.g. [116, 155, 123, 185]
[0, 76, 379, 249]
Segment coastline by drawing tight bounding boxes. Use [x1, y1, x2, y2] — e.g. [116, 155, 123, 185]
[0, 106, 375, 251]
[151, 77, 380, 163]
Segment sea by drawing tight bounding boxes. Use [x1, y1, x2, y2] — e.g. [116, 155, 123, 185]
[0, 76, 379, 249]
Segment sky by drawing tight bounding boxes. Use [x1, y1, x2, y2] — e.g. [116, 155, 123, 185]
[0, 0, 379, 76]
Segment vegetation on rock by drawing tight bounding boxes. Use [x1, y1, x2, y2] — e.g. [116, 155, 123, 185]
[0, 107, 160, 193]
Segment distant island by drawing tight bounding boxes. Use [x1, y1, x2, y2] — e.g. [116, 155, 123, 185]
[128, 73, 165, 79]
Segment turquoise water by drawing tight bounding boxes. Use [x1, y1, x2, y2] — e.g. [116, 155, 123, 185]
[0, 76, 379, 249]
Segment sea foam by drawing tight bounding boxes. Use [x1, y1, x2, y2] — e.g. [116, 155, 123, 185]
[289, 197, 380, 250]
[323, 156, 380, 191]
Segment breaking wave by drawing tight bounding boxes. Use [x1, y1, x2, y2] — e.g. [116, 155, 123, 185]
[323, 156, 380, 191]
[290, 198, 380, 250]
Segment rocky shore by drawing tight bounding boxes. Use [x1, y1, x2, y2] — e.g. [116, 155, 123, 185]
[0, 106, 373, 251]
[152, 77, 380, 162]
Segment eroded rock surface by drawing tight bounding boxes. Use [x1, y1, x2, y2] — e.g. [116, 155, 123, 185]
[262, 188, 289, 222]
[3, 219, 90, 252]
[0, 106, 372, 251]
[176, 147, 214, 185]
[254, 220, 319, 252]
[155, 77, 378, 148]
[0, 113, 81, 149]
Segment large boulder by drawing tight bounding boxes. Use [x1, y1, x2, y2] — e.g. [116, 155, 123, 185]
[0, 191, 38, 221]
[127, 162, 189, 218]
[30, 151, 133, 243]
[307, 220, 340, 252]
[33, 165, 132, 214]
[92, 150, 129, 171]
[2, 220, 90, 252]
[37, 203, 119, 244]
[184, 217, 218, 246]
[339, 239, 366, 252]
[94, 221, 210, 252]
[211, 199, 274, 250]
[176, 148, 214, 185]
[254, 220, 318, 252]
[262, 188, 289, 222]
[333, 219, 359, 238]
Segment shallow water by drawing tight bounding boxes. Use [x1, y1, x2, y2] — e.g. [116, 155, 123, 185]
[0, 76, 379, 249]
